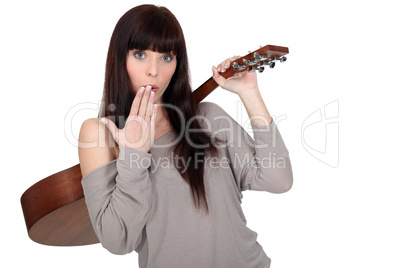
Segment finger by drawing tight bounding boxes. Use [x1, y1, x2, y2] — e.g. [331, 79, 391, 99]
[218, 56, 237, 73]
[138, 85, 152, 117]
[212, 66, 226, 88]
[101, 118, 119, 144]
[150, 104, 158, 145]
[129, 86, 145, 116]
[216, 60, 226, 73]
[146, 89, 155, 120]
[223, 58, 232, 71]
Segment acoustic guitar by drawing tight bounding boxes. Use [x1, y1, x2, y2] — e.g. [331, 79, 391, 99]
[21, 44, 289, 246]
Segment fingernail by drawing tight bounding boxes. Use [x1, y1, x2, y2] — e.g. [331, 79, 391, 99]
[101, 118, 108, 124]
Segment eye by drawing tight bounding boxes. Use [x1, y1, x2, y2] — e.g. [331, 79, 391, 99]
[162, 54, 174, 62]
[134, 51, 145, 59]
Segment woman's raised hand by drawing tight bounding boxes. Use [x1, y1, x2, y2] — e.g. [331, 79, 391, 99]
[212, 56, 259, 97]
[101, 85, 158, 153]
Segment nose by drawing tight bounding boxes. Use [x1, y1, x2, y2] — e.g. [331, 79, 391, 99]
[146, 58, 158, 77]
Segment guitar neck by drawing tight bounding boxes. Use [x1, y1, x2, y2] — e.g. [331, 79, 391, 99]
[193, 77, 218, 104]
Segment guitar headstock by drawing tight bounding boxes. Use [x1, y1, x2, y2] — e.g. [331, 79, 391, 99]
[192, 44, 289, 103]
[219, 44, 289, 78]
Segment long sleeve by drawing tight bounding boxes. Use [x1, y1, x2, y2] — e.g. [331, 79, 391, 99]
[236, 122, 293, 193]
[81, 146, 153, 254]
[199, 102, 293, 193]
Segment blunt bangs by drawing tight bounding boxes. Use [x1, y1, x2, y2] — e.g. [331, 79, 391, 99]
[127, 8, 182, 56]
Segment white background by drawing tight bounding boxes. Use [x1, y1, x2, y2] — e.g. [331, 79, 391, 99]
[1, 0, 401, 267]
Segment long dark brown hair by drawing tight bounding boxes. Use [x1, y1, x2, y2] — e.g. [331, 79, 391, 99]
[99, 4, 223, 214]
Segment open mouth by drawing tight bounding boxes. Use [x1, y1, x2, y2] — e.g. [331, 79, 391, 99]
[145, 84, 159, 92]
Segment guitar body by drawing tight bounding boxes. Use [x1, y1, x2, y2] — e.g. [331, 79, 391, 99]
[21, 164, 97, 246]
[21, 44, 289, 246]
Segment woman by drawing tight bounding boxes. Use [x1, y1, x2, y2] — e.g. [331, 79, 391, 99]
[78, 4, 293, 268]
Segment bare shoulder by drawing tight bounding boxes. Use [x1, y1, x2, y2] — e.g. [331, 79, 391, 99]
[78, 118, 118, 177]
[79, 118, 101, 141]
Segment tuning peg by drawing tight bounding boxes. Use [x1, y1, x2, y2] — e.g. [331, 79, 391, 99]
[243, 58, 257, 64]
[254, 52, 260, 60]
[232, 62, 246, 70]
[251, 66, 265, 73]
[260, 53, 268, 60]
[274, 56, 287, 63]
[263, 61, 276, 68]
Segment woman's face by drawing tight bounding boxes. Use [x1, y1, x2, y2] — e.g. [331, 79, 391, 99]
[126, 49, 177, 104]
